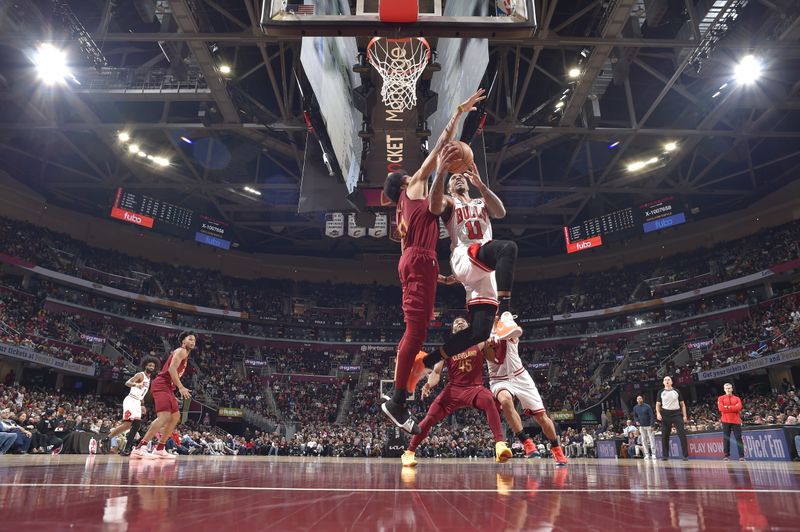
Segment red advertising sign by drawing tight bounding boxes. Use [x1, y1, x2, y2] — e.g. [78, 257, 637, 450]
[565, 228, 603, 254]
[110, 207, 154, 229]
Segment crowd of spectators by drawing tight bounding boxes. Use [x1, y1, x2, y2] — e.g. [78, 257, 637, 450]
[2, 215, 798, 325]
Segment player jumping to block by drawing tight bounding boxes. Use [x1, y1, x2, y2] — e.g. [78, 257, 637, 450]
[381, 88, 486, 435]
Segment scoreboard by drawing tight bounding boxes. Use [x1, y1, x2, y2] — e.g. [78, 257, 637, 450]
[565, 197, 689, 254]
[110, 188, 231, 250]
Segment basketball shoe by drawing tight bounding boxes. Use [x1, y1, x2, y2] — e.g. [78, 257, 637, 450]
[129, 447, 149, 459]
[401, 450, 418, 467]
[551, 446, 568, 467]
[381, 399, 421, 435]
[149, 448, 176, 460]
[523, 439, 539, 458]
[492, 312, 523, 340]
[406, 351, 432, 393]
[495, 441, 513, 463]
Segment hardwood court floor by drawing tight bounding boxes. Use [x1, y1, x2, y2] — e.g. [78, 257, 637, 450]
[1, 455, 798, 530]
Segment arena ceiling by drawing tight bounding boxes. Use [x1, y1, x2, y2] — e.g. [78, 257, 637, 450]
[0, 0, 798, 258]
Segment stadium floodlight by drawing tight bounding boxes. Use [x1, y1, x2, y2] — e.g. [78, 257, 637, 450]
[554, 101, 565, 109]
[34, 44, 71, 85]
[627, 161, 646, 172]
[635, 318, 644, 326]
[568, 67, 581, 79]
[734, 55, 762, 85]
[244, 186, 262, 196]
[664, 142, 678, 152]
[153, 156, 170, 167]
[219, 64, 232, 75]
[117, 132, 130, 142]
[128, 144, 140, 153]
[137, 151, 147, 158]
[180, 136, 192, 144]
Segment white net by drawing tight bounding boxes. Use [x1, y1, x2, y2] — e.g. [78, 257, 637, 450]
[367, 37, 430, 112]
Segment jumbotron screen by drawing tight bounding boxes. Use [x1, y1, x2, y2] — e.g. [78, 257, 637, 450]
[565, 197, 689, 253]
[110, 188, 231, 250]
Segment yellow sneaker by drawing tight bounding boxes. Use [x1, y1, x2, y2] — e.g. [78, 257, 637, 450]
[401, 450, 418, 467]
[495, 441, 513, 463]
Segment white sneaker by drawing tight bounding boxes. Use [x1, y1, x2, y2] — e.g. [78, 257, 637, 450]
[129, 447, 149, 460]
[493, 312, 523, 340]
[151, 448, 176, 459]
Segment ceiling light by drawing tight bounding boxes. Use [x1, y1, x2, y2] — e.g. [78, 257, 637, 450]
[664, 142, 677, 152]
[647, 157, 659, 164]
[734, 55, 762, 85]
[635, 318, 644, 326]
[555, 101, 565, 109]
[118, 132, 130, 142]
[180, 136, 192, 144]
[153, 157, 170, 167]
[219, 64, 232, 75]
[33, 43, 70, 85]
[137, 151, 147, 158]
[627, 161, 646, 172]
[712, 91, 721, 98]
[128, 144, 140, 153]
[568, 67, 581, 79]
[244, 186, 262, 196]
[608, 141, 620, 149]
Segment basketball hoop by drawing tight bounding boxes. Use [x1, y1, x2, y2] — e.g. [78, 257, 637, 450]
[367, 37, 430, 112]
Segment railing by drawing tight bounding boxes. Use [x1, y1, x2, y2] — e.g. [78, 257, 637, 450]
[76, 67, 209, 94]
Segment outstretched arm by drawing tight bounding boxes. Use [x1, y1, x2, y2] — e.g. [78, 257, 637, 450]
[428, 144, 458, 215]
[409, 88, 486, 187]
[465, 162, 506, 219]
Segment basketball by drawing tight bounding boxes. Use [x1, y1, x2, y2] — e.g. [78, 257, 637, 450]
[445, 140, 474, 174]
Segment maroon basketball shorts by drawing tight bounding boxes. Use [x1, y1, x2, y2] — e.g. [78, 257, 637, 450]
[151, 384, 179, 414]
[429, 385, 492, 420]
[398, 247, 439, 323]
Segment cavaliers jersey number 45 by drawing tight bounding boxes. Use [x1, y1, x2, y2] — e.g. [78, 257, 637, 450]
[443, 197, 493, 250]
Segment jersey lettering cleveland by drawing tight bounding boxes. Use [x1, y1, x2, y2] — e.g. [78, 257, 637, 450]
[445, 346, 484, 387]
[487, 340, 525, 380]
[444, 197, 493, 251]
[127, 374, 151, 401]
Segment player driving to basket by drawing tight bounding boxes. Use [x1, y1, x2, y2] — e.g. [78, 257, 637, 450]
[380, 89, 486, 435]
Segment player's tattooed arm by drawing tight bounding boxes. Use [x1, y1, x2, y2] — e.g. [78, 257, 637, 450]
[410, 88, 486, 187]
[465, 162, 506, 219]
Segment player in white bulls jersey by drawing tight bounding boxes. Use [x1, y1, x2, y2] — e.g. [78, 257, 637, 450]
[487, 338, 568, 466]
[104, 356, 159, 456]
[407, 161, 524, 389]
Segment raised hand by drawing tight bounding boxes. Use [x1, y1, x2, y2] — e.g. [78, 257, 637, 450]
[459, 88, 487, 113]
[437, 144, 460, 174]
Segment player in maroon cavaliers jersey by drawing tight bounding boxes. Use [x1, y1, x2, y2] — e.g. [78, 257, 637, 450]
[401, 317, 512, 466]
[381, 88, 486, 434]
[130, 331, 194, 459]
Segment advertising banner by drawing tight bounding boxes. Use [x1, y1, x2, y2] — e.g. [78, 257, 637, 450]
[697, 348, 800, 381]
[597, 440, 618, 458]
[550, 410, 575, 421]
[218, 407, 243, 418]
[0, 342, 96, 377]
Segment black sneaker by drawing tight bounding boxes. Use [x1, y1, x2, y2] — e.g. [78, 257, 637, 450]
[661, 457, 668, 461]
[381, 399, 421, 435]
[682, 457, 689, 461]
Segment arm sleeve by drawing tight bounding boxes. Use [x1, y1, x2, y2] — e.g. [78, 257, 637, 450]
[633, 408, 640, 423]
[730, 397, 743, 413]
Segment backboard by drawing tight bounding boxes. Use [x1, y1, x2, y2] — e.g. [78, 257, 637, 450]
[262, 0, 536, 39]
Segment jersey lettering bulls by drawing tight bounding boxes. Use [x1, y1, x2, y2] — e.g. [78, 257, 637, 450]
[444, 197, 493, 251]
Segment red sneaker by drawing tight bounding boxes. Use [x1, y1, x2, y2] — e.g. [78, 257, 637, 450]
[523, 438, 538, 458]
[551, 446, 568, 467]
